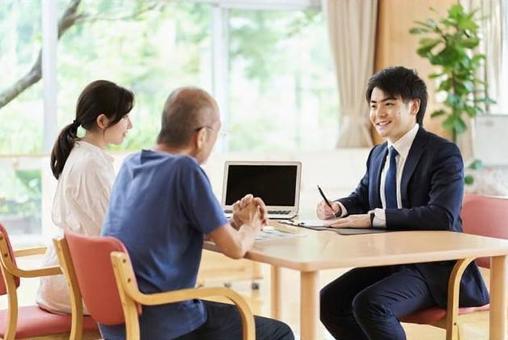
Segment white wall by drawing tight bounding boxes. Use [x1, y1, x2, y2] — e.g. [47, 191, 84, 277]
[202, 149, 370, 217]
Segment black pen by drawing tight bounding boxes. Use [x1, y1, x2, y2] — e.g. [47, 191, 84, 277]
[317, 185, 334, 211]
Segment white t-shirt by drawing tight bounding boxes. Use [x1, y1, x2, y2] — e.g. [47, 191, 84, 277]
[37, 141, 114, 313]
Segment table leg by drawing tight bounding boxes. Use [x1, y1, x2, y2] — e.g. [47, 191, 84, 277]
[271, 266, 281, 319]
[300, 271, 319, 340]
[490, 255, 507, 340]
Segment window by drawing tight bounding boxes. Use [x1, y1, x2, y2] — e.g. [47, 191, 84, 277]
[495, 12, 508, 114]
[1, 0, 336, 245]
[0, 1, 43, 246]
[57, 1, 212, 150]
[227, 8, 338, 152]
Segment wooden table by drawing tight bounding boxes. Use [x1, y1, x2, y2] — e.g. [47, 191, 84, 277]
[204, 229, 508, 340]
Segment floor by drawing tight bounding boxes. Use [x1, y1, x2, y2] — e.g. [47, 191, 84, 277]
[197, 254, 491, 340]
[1, 253, 492, 339]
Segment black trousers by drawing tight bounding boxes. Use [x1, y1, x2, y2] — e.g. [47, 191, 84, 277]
[177, 301, 294, 340]
[320, 265, 436, 340]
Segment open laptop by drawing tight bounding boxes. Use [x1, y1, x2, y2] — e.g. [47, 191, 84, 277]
[222, 161, 302, 219]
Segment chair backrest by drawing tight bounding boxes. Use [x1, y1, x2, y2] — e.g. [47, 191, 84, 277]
[462, 194, 508, 268]
[0, 223, 21, 295]
[64, 231, 138, 325]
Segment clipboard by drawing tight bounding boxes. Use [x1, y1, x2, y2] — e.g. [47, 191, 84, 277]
[334, 227, 388, 235]
[279, 219, 388, 235]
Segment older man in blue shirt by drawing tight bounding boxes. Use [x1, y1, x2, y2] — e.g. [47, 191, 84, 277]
[101, 87, 294, 340]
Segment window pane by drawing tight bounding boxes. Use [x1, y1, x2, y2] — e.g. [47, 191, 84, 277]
[228, 9, 338, 152]
[0, 0, 43, 154]
[0, 158, 43, 246]
[0, 1, 43, 246]
[57, 1, 212, 151]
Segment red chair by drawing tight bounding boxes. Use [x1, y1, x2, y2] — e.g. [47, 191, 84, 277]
[57, 230, 255, 340]
[401, 194, 508, 340]
[0, 223, 98, 340]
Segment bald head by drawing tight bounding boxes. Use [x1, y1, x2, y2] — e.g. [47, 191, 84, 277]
[157, 87, 219, 147]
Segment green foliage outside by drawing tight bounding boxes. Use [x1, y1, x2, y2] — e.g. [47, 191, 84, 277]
[410, 4, 495, 143]
[1, 1, 336, 155]
[0, 0, 338, 231]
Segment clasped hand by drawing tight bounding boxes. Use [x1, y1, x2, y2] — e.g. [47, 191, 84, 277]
[231, 194, 268, 229]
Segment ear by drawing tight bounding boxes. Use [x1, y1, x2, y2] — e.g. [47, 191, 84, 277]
[195, 127, 207, 150]
[96, 114, 110, 130]
[410, 99, 421, 116]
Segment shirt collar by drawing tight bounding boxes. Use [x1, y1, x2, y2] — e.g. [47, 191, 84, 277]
[387, 123, 419, 160]
[76, 140, 114, 163]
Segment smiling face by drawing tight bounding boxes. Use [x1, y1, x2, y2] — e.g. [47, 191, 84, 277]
[369, 87, 420, 143]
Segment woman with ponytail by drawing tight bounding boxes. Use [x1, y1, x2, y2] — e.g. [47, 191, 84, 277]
[37, 80, 134, 313]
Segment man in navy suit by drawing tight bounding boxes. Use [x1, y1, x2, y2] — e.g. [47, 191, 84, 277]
[317, 66, 489, 339]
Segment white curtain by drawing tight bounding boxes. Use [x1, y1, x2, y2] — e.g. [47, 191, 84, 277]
[459, 0, 503, 161]
[321, 0, 378, 147]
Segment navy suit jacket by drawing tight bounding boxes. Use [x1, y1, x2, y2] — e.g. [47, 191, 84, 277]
[339, 127, 489, 308]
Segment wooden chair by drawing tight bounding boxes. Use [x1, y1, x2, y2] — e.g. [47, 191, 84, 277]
[0, 223, 98, 340]
[58, 230, 256, 340]
[401, 194, 508, 340]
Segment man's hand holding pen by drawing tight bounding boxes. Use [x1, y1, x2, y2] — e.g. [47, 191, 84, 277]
[315, 185, 371, 228]
[316, 185, 342, 220]
[316, 200, 342, 220]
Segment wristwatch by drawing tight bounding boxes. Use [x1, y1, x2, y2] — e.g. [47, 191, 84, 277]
[369, 211, 375, 228]
[334, 206, 342, 218]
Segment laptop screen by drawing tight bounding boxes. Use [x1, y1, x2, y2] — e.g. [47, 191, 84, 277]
[222, 162, 301, 217]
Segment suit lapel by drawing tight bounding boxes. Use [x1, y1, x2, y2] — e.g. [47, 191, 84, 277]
[401, 128, 429, 207]
[372, 143, 388, 208]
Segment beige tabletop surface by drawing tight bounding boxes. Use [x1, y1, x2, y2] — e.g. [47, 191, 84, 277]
[204, 229, 508, 271]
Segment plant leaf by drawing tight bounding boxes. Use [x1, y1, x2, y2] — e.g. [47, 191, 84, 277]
[431, 109, 447, 118]
[468, 159, 483, 170]
[464, 175, 474, 185]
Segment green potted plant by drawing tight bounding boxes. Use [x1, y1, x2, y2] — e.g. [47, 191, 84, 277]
[410, 3, 494, 183]
[410, 4, 494, 142]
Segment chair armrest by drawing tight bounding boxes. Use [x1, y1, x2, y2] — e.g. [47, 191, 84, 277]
[14, 246, 47, 257]
[142, 287, 255, 340]
[445, 257, 476, 331]
[1, 256, 61, 278]
[137, 286, 247, 307]
[0, 242, 61, 277]
[111, 252, 255, 340]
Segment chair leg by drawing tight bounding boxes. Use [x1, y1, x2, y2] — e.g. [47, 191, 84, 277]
[446, 323, 460, 340]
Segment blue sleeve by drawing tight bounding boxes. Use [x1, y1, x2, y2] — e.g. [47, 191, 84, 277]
[179, 158, 228, 234]
[338, 147, 375, 214]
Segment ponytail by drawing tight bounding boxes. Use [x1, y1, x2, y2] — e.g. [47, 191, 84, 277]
[50, 121, 80, 179]
[50, 79, 134, 179]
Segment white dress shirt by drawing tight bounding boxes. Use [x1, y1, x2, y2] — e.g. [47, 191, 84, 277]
[37, 141, 114, 313]
[372, 123, 419, 227]
[337, 124, 420, 227]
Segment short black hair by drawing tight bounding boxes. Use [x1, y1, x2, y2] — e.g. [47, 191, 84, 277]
[365, 66, 428, 125]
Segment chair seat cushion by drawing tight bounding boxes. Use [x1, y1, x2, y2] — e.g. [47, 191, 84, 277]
[401, 304, 490, 324]
[0, 305, 98, 338]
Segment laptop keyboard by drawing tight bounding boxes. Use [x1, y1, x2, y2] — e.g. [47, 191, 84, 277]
[269, 210, 291, 215]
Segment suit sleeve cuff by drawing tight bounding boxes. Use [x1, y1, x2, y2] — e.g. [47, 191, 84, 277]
[335, 201, 348, 217]
[369, 208, 386, 228]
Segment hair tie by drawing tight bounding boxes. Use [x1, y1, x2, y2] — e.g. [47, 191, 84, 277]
[72, 119, 80, 129]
